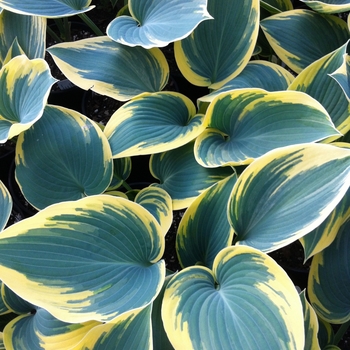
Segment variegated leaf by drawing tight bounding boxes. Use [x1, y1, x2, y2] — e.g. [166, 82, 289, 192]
[0, 181, 11, 231]
[330, 53, 350, 102]
[302, 0, 350, 14]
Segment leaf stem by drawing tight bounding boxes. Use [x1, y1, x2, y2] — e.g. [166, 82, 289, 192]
[334, 320, 350, 345]
[78, 13, 104, 36]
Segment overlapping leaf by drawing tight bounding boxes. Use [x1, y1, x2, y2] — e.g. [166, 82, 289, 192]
[47, 36, 169, 101]
[0, 0, 93, 17]
[302, 0, 350, 14]
[162, 246, 304, 349]
[195, 89, 339, 167]
[289, 41, 350, 135]
[15, 105, 113, 210]
[0, 55, 56, 143]
[260, 0, 293, 13]
[0, 181, 11, 231]
[104, 92, 205, 157]
[0, 195, 165, 323]
[174, 0, 259, 88]
[229, 143, 350, 252]
[330, 53, 350, 102]
[150, 142, 234, 210]
[308, 219, 350, 323]
[176, 174, 237, 269]
[260, 10, 349, 73]
[107, 0, 212, 49]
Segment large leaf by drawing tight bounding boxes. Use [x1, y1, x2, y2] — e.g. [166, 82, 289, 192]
[0, 10, 46, 66]
[288, 41, 350, 135]
[330, 53, 350, 102]
[0, 195, 165, 323]
[199, 60, 295, 103]
[176, 174, 237, 269]
[260, 10, 349, 73]
[0, 0, 94, 17]
[260, 0, 293, 13]
[195, 89, 339, 167]
[47, 36, 169, 101]
[3, 308, 98, 350]
[308, 218, 350, 323]
[1, 283, 33, 314]
[0, 55, 56, 143]
[162, 245, 304, 349]
[0, 181, 11, 231]
[150, 142, 234, 210]
[174, 0, 260, 88]
[229, 143, 350, 252]
[107, 0, 212, 49]
[104, 92, 204, 158]
[302, 0, 350, 14]
[15, 105, 113, 210]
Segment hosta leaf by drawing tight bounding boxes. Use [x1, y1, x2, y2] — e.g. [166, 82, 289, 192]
[3, 38, 25, 66]
[0, 195, 165, 323]
[107, 157, 132, 191]
[302, 0, 350, 14]
[0, 0, 93, 17]
[107, 0, 212, 49]
[47, 36, 169, 102]
[162, 245, 304, 349]
[195, 89, 339, 167]
[150, 142, 234, 210]
[0, 55, 56, 143]
[3, 308, 98, 350]
[135, 186, 173, 236]
[104, 92, 205, 157]
[176, 173, 237, 269]
[300, 290, 320, 350]
[0, 11, 46, 66]
[72, 306, 152, 350]
[289, 41, 350, 135]
[199, 60, 295, 103]
[308, 219, 350, 323]
[260, 10, 349, 73]
[0, 181, 11, 232]
[174, 0, 259, 88]
[0, 283, 9, 315]
[1, 283, 33, 314]
[330, 53, 350, 102]
[15, 105, 113, 210]
[229, 143, 350, 252]
[300, 187, 350, 260]
[260, 0, 293, 13]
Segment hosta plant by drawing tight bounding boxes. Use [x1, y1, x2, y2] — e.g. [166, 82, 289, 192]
[0, 0, 350, 349]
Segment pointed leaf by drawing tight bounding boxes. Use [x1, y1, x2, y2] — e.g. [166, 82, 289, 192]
[176, 174, 237, 269]
[107, 0, 212, 49]
[229, 143, 350, 252]
[174, 0, 260, 88]
[104, 92, 205, 157]
[289, 42, 350, 135]
[47, 36, 169, 102]
[260, 10, 349, 73]
[330, 53, 350, 102]
[260, 0, 293, 13]
[15, 105, 113, 210]
[3, 38, 25, 66]
[162, 245, 304, 349]
[0, 181, 11, 232]
[0, 0, 94, 17]
[0, 56, 56, 143]
[0, 195, 165, 323]
[195, 89, 339, 167]
[199, 60, 295, 103]
[150, 142, 234, 210]
[308, 219, 350, 323]
[302, 0, 350, 14]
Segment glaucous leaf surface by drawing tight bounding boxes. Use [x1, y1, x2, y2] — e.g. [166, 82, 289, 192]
[104, 92, 205, 157]
[0, 181, 11, 232]
[289, 41, 350, 135]
[107, 157, 132, 191]
[15, 105, 113, 210]
[150, 142, 234, 210]
[0, 195, 165, 323]
[229, 143, 350, 252]
[107, 0, 212, 48]
[308, 219, 350, 323]
[0, 283, 9, 315]
[3, 308, 98, 350]
[162, 246, 304, 349]
[195, 89, 339, 167]
[0, 0, 93, 17]
[0, 55, 56, 143]
[0, 10, 46, 66]
[330, 53, 350, 102]
[260, 10, 349, 73]
[199, 60, 295, 103]
[176, 174, 237, 269]
[302, 0, 350, 13]
[1, 284, 33, 315]
[174, 0, 259, 88]
[260, 0, 293, 13]
[47, 36, 169, 101]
